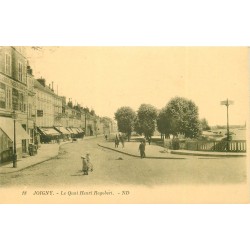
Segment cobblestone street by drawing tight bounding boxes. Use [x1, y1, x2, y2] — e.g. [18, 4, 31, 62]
[0, 137, 247, 189]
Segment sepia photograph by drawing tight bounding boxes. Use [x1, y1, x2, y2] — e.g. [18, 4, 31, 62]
[1, 2, 250, 250]
[0, 46, 248, 203]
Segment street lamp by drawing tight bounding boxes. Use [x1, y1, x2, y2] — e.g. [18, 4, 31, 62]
[12, 110, 18, 168]
[220, 99, 234, 151]
[220, 98, 234, 140]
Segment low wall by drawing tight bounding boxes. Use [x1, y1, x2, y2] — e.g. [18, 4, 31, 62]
[178, 140, 246, 152]
[164, 140, 247, 153]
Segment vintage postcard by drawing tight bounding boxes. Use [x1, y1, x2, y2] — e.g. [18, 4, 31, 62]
[0, 46, 249, 203]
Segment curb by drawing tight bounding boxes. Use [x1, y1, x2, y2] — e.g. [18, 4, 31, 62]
[0, 154, 59, 175]
[0, 141, 71, 175]
[97, 144, 186, 159]
[170, 150, 246, 157]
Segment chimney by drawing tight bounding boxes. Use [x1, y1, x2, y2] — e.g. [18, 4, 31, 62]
[52, 81, 54, 92]
[37, 78, 46, 87]
[27, 65, 33, 75]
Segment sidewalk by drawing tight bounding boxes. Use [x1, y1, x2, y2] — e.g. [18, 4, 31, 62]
[98, 141, 247, 159]
[0, 142, 69, 174]
[0, 136, 99, 174]
[98, 141, 186, 159]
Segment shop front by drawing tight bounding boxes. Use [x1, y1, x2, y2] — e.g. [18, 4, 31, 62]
[76, 128, 84, 138]
[0, 117, 30, 164]
[54, 126, 71, 141]
[66, 127, 78, 139]
[37, 127, 60, 144]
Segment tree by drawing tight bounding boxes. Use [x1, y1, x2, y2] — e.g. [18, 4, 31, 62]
[135, 104, 158, 140]
[200, 118, 211, 131]
[134, 116, 143, 135]
[165, 97, 201, 138]
[114, 106, 136, 141]
[157, 107, 171, 139]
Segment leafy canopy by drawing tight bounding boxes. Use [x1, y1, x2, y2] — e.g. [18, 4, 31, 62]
[114, 106, 136, 137]
[159, 97, 201, 138]
[135, 104, 158, 138]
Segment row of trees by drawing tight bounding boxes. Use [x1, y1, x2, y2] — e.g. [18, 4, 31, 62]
[114, 97, 210, 141]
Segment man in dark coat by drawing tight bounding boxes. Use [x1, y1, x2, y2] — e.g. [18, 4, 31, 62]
[139, 141, 146, 158]
[115, 135, 119, 148]
[119, 134, 124, 148]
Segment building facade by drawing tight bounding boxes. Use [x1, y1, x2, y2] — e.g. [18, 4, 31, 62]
[33, 78, 63, 143]
[0, 46, 116, 164]
[26, 65, 37, 144]
[0, 46, 31, 163]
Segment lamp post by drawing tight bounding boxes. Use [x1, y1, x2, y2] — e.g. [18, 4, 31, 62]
[220, 98, 234, 151]
[83, 107, 88, 136]
[12, 110, 18, 168]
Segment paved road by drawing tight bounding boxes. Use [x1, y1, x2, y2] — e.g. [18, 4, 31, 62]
[0, 137, 247, 188]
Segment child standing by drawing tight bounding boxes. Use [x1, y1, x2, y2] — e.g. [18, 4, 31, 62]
[86, 153, 93, 172]
[81, 156, 89, 175]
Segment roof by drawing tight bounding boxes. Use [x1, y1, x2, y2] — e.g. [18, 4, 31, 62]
[34, 80, 60, 97]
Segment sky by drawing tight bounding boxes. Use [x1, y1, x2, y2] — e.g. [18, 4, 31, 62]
[26, 47, 249, 126]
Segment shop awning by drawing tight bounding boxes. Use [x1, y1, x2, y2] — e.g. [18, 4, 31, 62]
[66, 128, 74, 134]
[0, 117, 31, 141]
[77, 128, 84, 133]
[54, 126, 71, 135]
[70, 128, 79, 134]
[38, 127, 60, 136]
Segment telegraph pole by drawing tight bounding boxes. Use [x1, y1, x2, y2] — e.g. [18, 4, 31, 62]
[220, 98, 234, 150]
[12, 110, 17, 168]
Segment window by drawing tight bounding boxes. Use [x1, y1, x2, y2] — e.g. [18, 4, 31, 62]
[19, 92, 23, 111]
[6, 87, 12, 109]
[18, 92, 26, 112]
[12, 88, 19, 111]
[0, 82, 6, 108]
[5, 53, 11, 76]
[18, 62, 23, 82]
[29, 104, 32, 118]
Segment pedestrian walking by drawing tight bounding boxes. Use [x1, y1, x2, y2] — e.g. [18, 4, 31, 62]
[115, 134, 119, 148]
[119, 134, 124, 148]
[139, 140, 146, 158]
[146, 136, 151, 145]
